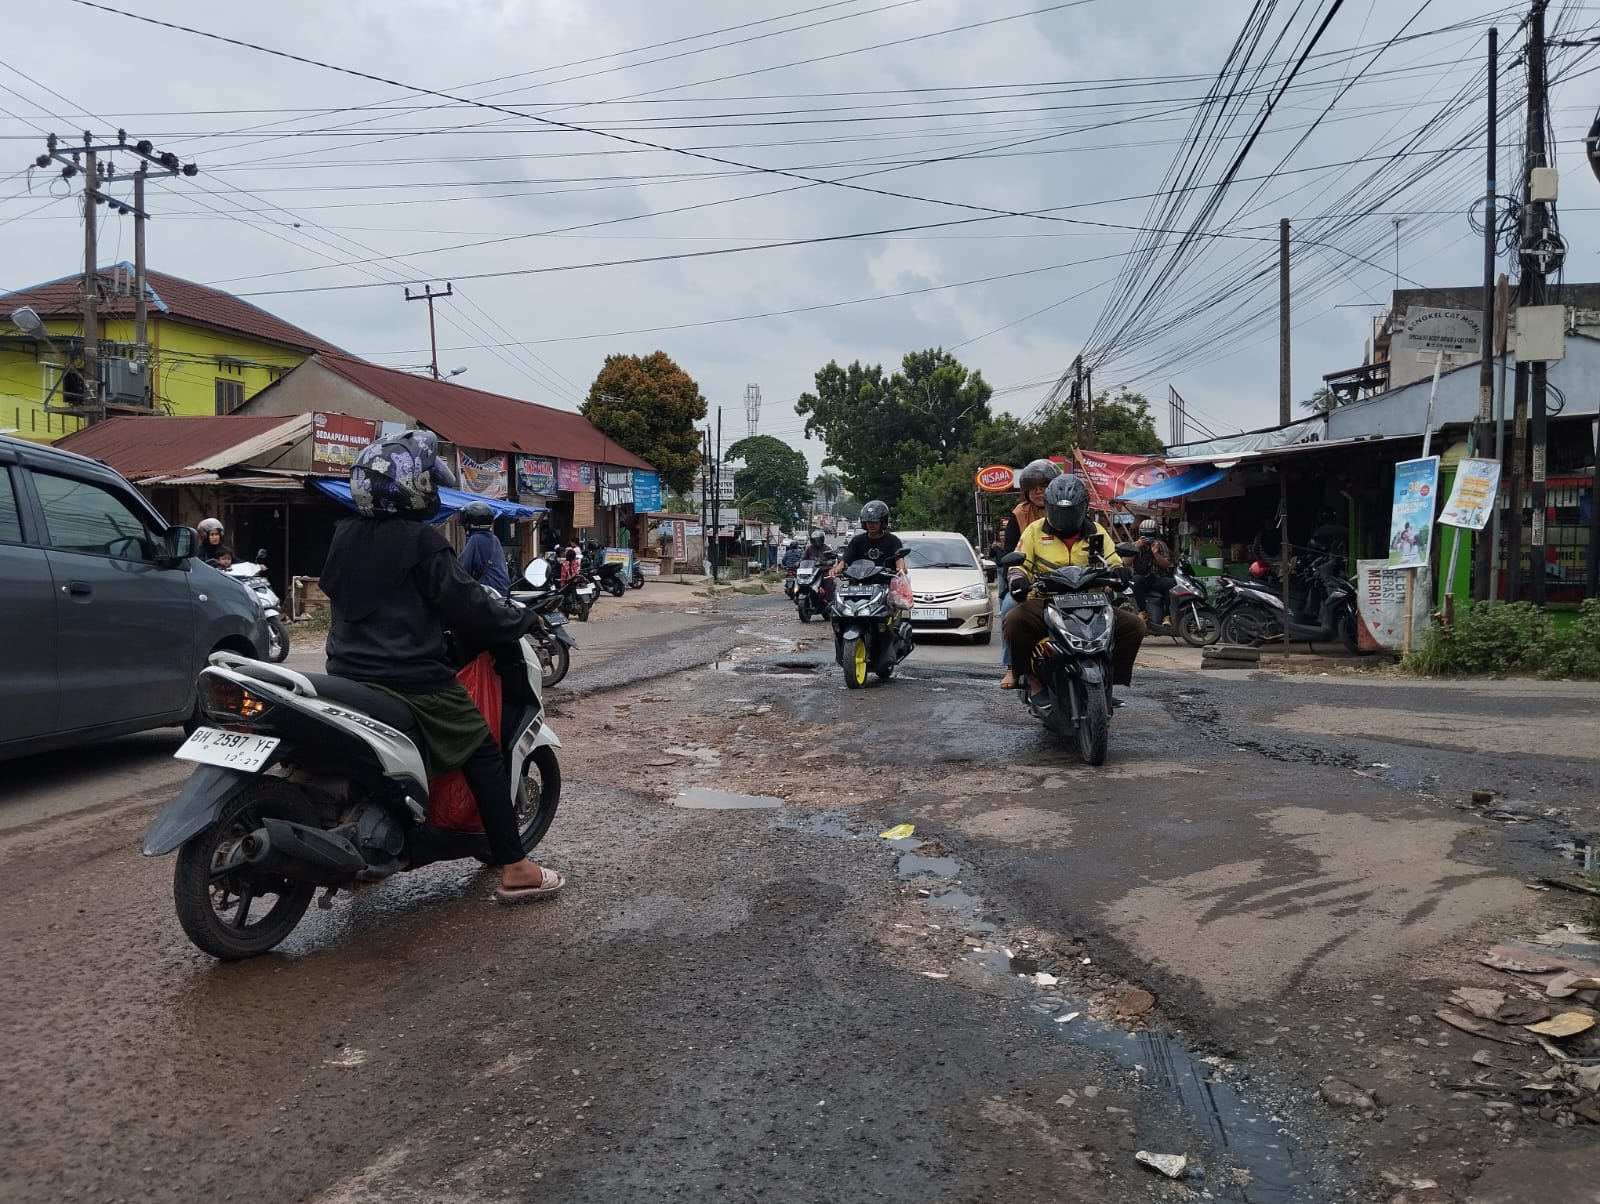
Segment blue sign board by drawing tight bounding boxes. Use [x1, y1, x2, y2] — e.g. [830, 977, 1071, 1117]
[632, 469, 663, 513]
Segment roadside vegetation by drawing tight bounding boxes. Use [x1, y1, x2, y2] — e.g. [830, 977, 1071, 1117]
[1404, 599, 1600, 679]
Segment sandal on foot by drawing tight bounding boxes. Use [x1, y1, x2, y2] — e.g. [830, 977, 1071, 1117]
[998, 669, 1016, 690]
[495, 867, 565, 902]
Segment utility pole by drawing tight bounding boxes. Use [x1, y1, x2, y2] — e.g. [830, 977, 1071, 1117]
[701, 427, 712, 580]
[31, 131, 198, 419]
[1472, 27, 1500, 603]
[1279, 217, 1292, 426]
[714, 405, 724, 579]
[1524, 0, 1551, 606]
[744, 383, 761, 439]
[404, 283, 454, 379]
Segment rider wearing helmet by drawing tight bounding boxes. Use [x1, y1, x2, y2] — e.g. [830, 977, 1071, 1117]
[457, 500, 511, 596]
[1131, 517, 1175, 628]
[801, 528, 829, 562]
[832, 500, 906, 576]
[319, 430, 563, 901]
[197, 517, 228, 564]
[997, 459, 1062, 689]
[1001, 474, 1145, 704]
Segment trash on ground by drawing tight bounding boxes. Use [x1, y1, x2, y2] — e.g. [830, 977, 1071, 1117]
[1055, 1012, 1081, 1024]
[1135, 1151, 1188, 1179]
[879, 823, 915, 840]
[1435, 1007, 1537, 1045]
[1525, 1012, 1598, 1039]
[918, 971, 949, 980]
[1033, 971, 1059, 987]
[1450, 987, 1506, 1020]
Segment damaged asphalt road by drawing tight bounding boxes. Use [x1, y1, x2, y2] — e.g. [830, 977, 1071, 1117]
[3, 592, 1599, 1203]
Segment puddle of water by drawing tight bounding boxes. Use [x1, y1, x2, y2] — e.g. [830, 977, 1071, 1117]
[898, 854, 960, 878]
[922, 887, 982, 914]
[673, 788, 783, 811]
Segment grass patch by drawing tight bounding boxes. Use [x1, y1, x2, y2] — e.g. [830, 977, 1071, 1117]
[1403, 599, 1600, 680]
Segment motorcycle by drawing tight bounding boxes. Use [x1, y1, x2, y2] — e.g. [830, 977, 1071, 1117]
[792, 554, 836, 622]
[593, 560, 628, 598]
[1215, 553, 1362, 654]
[829, 559, 915, 689]
[1140, 558, 1219, 648]
[1000, 537, 1134, 766]
[509, 560, 576, 688]
[141, 629, 562, 960]
[629, 560, 645, 590]
[227, 551, 289, 664]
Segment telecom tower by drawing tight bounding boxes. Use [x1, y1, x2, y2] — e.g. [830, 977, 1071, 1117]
[744, 383, 761, 438]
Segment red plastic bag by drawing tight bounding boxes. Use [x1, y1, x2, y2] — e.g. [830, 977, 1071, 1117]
[887, 572, 914, 612]
[427, 652, 502, 833]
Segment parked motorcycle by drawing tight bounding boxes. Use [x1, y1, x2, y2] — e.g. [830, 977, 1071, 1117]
[1000, 538, 1134, 766]
[228, 551, 289, 664]
[629, 560, 645, 590]
[1140, 558, 1219, 647]
[142, 632, 561, 960]
[593, 560, 628, 598]
[829, 559, 914, 688]
[1215, 553, 1362, 653]
[509, 560, 576, 688]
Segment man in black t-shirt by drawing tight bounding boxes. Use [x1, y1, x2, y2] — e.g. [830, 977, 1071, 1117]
[832, 500, 906, 576]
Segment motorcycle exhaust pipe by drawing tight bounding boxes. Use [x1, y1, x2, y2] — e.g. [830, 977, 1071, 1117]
[240, 817, 366, 885]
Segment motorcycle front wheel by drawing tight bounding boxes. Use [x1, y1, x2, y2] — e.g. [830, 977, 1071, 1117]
[606, 580, 624, 598]
[1177, 606, 1220, 647]
[842, 636, 869, 689]
[797, 595, 813, 623]
[172, 779, 317, 960]
[264, 617, 290, 663]
[1336, 607, 1362, 655]
[1078, 682, 1110, 766]
[516, 746, 562, 852]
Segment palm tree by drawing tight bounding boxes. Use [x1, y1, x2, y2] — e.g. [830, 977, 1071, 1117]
[812, 471, 843, 513]
[1302, 387, 1338, 415]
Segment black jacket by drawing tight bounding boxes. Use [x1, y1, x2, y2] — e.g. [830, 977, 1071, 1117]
[321, 517, 534, 693]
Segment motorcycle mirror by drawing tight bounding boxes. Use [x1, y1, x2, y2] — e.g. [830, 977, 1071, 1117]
[1114, 541, 1138, 557]
[1090, 534, 1105, 557]
[524, 559, 551, 588]
[998, 551, 1026, 568]
[255, 548, 269, 561]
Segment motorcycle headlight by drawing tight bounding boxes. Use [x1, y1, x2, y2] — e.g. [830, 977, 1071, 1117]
[960, 583, 987, 601]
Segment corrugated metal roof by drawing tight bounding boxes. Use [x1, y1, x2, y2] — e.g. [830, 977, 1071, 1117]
[1, 264, 343, 355]
[314, 356, 654, 470]
[54, 414, 304, 482]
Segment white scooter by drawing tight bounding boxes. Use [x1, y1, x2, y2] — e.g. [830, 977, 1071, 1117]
[226, 551, 289, 663]
[142, 629, 561, 960]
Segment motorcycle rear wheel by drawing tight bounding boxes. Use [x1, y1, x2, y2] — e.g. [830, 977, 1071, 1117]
[1222, 608, 1279, 646]
[1078, 685, 1110, 766]
[1177, 606, 1220, 647]
[842, 637, 868, 689]
[1336, 608, 1362, 656]
[172, 779, 317, 960]
[541, 640, 570, 689]
[264, 617, 290, 663]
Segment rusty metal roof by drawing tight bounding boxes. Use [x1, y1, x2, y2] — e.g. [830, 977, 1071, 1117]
[315, 355, 653, 469]
[54, 414, 305, 482]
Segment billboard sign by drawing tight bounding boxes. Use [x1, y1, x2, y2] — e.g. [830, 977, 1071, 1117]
[311, 412, 378, 475]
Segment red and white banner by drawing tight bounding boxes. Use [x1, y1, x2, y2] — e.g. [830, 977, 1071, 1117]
[1073, 450, 1170, 510]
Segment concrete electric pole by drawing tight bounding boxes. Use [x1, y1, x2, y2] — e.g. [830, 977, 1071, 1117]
[405, 283, 454, 379]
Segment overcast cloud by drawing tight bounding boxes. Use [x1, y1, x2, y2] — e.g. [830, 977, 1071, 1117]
[4, 0, 1598, 465]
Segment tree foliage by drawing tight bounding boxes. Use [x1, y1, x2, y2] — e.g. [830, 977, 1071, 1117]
[795, 349, 993, 511]
[1302, 386, 1338, 414]
[580, 351, 707, 494]
[724, 435, 811, 525]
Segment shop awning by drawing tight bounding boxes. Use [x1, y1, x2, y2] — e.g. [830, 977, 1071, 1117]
[1116, 465, 1229, 503]
[312, 479, 546, 521]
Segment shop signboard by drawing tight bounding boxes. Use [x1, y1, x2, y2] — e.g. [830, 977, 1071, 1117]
[557, 459, 595, 491]
[671, 520, 687, 563]
[632, 469, 663, 513]
[571, 487, 596, 528]
[516, 454, 557, 496]
[974, 464, 1016, 493]
[603, 546, 632, 572]
[1357, 560, 1432, 650]
[1438, 457, 1502, 530]
[1074, 450, 1170, 511]
[458, 449, 508, 498]
[311, 412, 378, 474]
[600, 468, 634, 507]
[1387, 456, 1439, 567]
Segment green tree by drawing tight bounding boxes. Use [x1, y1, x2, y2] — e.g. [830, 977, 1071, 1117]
[795, 348, 992, 511]
[724, 435, 811, 526]
[811, 471, 844, 512]
[581, 351, 707, 494]
[1037, 388, 1164, 456]
[1302, 386, 1338, 414]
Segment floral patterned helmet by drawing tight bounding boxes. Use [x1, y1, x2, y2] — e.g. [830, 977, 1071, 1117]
[349, 429, 455, 519]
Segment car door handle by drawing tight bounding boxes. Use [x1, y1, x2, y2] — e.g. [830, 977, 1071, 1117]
[64, 580, 92, 598]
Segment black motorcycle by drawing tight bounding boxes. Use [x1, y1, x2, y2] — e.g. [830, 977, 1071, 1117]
[1215, 553, 1361, 653]
[629, 560, 645, 590]
[829, 560, 914, 688]
[593, 560, 628, 597]
[1000, 537, 1133, 766]
[793, 552, 837, 622]
[509, 561, 577, 688]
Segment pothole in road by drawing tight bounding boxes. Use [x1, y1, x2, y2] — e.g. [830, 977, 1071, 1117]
[672, 787, 783, 810]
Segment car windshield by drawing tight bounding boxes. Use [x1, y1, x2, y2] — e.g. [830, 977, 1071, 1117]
[902, 537, 977, 570]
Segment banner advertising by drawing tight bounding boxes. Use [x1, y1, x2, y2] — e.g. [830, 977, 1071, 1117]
[1387, 456, 1440, 567]
[1438, 458, 1502, 530]
[458, 449, 508, 498]
[1357, 560, 1432, 650]
[311, 412, 378, 475]
[516, 454, 556, 497]
[672, 520, 687, 563]
[1074, 450, 1170, 510]
[571, 487, 595, 528]
[974, 464, 1016, 493]
[632, 469, 663, 513]
[603, 546, 632, 572]
[600, 467, 634, 507]
[557, 459, 596, 492]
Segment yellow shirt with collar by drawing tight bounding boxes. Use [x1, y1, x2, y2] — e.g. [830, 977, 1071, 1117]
[1016, 517, 1117, 578]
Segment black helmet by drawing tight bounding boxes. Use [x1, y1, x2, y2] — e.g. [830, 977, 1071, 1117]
[808, 528, 825, 546]
[349, 429, 455, 520]
[585, 539, 598, 552]
[1017, 458, 1061, 493]
[1043, 473, 1090, 537]
[460, 500, 495, 531]
[860, 500, 890, 531]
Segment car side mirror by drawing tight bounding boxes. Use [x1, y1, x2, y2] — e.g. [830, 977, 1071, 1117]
[998, 551, 1026, 568]
[524, 558, 551, 588]
[163, 526, 198, 562]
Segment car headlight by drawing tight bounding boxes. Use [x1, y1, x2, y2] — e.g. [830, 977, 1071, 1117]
[960, 583, 987, 601]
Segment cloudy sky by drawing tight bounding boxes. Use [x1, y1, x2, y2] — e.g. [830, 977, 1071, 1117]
[4, 0, 1598, 466]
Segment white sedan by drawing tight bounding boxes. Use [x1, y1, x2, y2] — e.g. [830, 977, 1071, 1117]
[897, 530, 994, 644]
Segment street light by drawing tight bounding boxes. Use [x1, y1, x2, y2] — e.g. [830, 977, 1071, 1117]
[11, 306, 48, 339]
[446, 366, 468, 379]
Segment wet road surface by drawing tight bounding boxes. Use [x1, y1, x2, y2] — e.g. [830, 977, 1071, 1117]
[4, 592, 1596, 1202]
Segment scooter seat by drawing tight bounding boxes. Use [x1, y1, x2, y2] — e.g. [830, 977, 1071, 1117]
[302, 674, 421, 740]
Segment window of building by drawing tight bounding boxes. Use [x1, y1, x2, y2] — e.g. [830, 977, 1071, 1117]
[32, 472, 156, 560]
[215, 378, 246, 415]
[0, 467, 22, 543]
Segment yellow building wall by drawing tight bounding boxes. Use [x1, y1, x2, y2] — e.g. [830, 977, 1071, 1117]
[0, 315, 311, 444]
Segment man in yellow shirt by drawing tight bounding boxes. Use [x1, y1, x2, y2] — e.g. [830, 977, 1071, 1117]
[1002, 474, 1146, 702]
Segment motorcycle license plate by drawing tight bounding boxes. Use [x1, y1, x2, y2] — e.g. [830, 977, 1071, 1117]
[175, 726, 280, 771]
[1056, 592, 1105, 609]
[909, 607, 947, 621]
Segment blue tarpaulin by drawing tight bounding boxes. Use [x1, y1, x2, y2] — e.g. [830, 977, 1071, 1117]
[1116, 465, 1230, 504]
[313, 479, 546, 523]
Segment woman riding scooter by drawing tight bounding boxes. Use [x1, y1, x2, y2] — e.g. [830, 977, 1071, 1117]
[319, 430, 564, 901]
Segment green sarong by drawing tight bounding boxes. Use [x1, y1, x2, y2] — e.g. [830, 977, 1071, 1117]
[366, 681, 490, 780]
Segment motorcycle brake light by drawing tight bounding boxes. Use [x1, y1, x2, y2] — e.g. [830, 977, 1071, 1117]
[199, 677, 273, 722]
